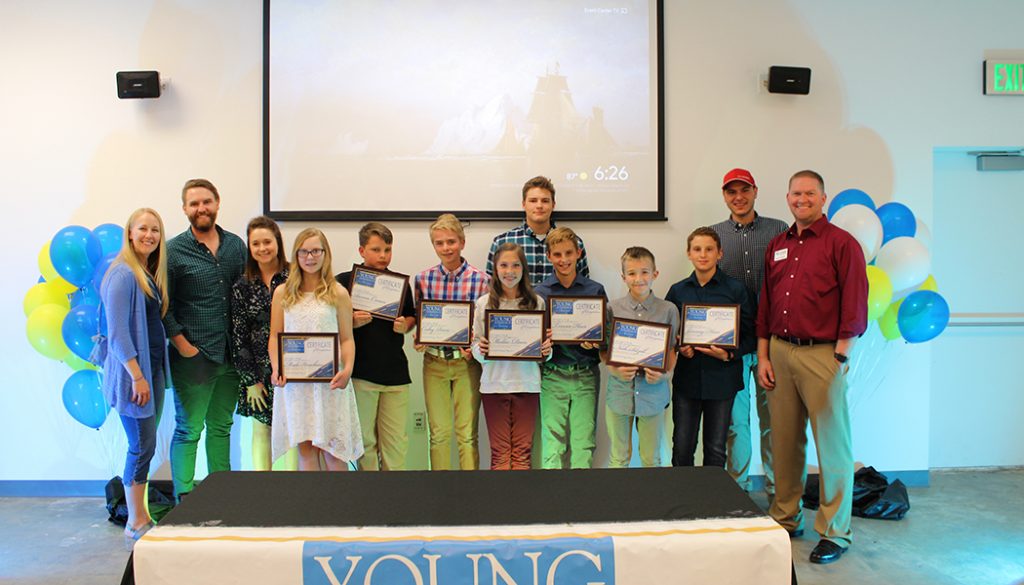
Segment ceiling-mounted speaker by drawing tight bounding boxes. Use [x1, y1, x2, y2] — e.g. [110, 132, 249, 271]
[116, 71, 161, 99]
[768, 66, 811, 95]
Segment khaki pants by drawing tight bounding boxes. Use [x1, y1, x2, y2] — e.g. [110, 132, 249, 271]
[767, 337, 853, 547]
[605, 407, 665, 468]
[422, 354, 482, 470]
[352, 379, 409, 471]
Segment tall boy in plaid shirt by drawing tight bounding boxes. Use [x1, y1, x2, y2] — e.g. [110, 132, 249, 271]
[487, 176, 590, 285]
[414, 214, 490, 470]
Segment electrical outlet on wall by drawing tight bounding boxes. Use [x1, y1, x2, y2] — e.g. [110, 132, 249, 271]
[412, 412, 425, 432]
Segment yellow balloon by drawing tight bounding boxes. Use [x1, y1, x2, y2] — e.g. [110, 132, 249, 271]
[918, 274, 938, 293]
[22, 281, 71, 317]
[878, 300, 902, 341]
[64, 352, 99, 372]
[865, 266, 894, 322]
[26, 304, 71, 361]
[37, 243, 77, 294]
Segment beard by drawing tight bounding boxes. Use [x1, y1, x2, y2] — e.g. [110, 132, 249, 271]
[189, 211, 217, 232]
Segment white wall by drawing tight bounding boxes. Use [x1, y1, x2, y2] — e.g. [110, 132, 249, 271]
[930, 149, 1024, 467]
[1, 0, 1021, 481]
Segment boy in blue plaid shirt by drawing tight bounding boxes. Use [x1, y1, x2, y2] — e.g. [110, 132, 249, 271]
[487, 176, 590, 285]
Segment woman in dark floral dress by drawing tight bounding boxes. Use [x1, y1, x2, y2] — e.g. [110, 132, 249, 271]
[231, 216, 289, 470]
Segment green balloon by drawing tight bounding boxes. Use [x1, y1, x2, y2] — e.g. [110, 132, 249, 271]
[866, 266, 894, 322]
[64, 352, 99, 372]
[26, 304, 71, 360]
[878, 300, 902, 341]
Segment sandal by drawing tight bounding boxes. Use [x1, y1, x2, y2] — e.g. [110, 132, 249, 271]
[124, 521, 154, 551]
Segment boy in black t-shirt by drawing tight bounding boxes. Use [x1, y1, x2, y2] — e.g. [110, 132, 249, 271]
[335, 223, 416, 470]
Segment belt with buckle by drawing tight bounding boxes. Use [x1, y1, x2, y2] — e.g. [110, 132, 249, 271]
[777, 335, 835, 347]
[425, 346, 463, 360]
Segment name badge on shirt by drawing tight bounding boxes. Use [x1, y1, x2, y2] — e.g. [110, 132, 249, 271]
[773, 248, 789, 262]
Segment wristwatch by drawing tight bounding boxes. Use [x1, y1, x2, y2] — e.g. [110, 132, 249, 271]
[834, 352, 848, 364]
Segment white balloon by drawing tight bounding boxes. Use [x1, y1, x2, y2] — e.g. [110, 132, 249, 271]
[915, 219, 932, 249]
[875, 237, 931, 292]
[831, 203, 883, 262]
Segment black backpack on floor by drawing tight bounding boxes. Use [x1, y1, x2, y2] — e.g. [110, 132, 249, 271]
[104, 476, 176, 526]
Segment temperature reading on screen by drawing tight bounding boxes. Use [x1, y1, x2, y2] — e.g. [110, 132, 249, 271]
[593, 166, 629, 181]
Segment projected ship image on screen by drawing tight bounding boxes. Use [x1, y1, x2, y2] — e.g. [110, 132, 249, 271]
[268, 0, 659, 216]
[386, 66, 648, 212]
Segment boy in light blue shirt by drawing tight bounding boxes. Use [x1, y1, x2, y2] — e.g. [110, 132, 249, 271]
[602, 247, 679, 467]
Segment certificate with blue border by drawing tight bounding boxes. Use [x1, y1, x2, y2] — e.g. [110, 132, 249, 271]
[681, 304, 739, 349]
[416, 300, 474, 346]
[278, 332, 339, 382]
[548, 296, 606, 344]
[607, 318, 672, 371]
[348, 265, 410, 321]
[484, 310, 546, 361]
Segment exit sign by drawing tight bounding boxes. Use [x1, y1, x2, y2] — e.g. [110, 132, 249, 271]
[984, 60, 1024, 95]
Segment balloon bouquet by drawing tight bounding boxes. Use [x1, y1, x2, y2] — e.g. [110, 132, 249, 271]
[828, 190, 950, 343]
[23, 223, 123, 429]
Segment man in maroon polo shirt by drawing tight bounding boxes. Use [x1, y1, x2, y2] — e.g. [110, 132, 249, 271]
[756, 170, 867, 565]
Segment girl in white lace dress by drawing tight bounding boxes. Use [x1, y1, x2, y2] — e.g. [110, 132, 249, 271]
[269, 228, 363, 470]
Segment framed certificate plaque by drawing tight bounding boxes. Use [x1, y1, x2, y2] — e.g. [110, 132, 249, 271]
[416, 300, 474, 347]
[680, 304, 739, 349]
[484, 310, 546, 361]
[607, 318, 672, 371]
[547, 296, 605, 344]
[278, 332, 339, 382]
[348, 265, 410, 321]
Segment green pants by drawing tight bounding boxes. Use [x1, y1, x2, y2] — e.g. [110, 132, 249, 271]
[540, 364, 599, 469]
[169, 352, 240, 498]
[605, 407, 666, 468]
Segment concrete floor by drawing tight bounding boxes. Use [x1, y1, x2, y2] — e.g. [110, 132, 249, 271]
[1, 468, 1022, 585]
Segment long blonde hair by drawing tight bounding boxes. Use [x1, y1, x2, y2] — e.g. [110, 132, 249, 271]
[112, 208, 169, 316]
[280, 228, 339, 308]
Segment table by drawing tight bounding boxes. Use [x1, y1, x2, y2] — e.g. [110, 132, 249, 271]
[129, 467, 792, 584]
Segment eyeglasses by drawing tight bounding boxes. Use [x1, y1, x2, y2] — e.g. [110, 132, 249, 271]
[297, 248, 325, 259]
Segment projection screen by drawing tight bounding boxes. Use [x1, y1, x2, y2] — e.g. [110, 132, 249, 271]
[264, 1, 664, 221]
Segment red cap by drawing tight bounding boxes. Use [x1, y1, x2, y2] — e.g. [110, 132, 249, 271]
[722, 168, 756, 189]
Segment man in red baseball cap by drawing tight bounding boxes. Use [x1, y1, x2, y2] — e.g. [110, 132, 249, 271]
[709, 169, 789, 501]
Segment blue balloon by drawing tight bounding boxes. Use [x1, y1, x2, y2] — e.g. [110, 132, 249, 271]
[91, 252, 118, 295]
[897, 290, 949, 343]
[828, 189, 876, 219]
[92, 223, 124, 258]
[62, 304, 101, 361]
[50, 225, 103, 287]
[71, 286, 101, 308]
[876, 202, 916, 245]
[62, 370, 109, 429]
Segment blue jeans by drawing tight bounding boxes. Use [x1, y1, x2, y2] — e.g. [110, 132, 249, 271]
[726, 353, 775, 493]
[120, 369, 165, 486]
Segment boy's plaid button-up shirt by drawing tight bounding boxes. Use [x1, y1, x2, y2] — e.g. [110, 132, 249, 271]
[414, 259, 489, 303]
[486, 222, 589, 285]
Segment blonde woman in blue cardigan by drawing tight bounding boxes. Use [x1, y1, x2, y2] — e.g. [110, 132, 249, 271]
[98, 208, 170, 549]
